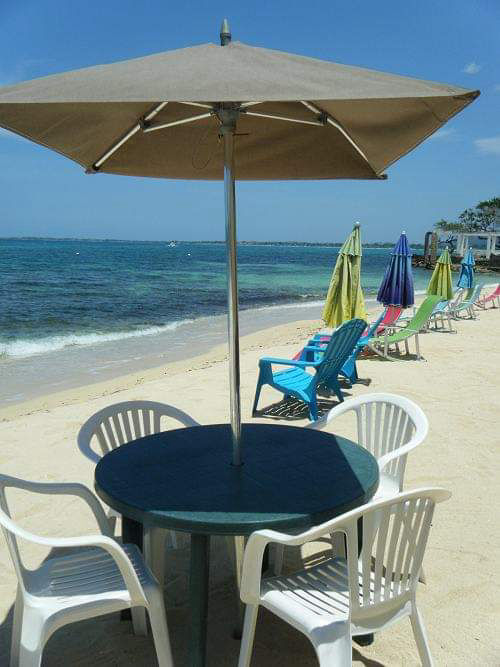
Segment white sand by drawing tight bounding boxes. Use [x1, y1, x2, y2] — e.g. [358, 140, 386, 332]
[0, 307, 499, 665]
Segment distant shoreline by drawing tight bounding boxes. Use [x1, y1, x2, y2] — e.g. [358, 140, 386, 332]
[0, 237, 425, 249]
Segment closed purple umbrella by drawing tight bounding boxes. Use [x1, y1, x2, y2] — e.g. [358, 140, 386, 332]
[377, 232, 415, 308]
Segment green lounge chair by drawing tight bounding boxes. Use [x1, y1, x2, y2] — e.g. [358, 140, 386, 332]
[369, 295, 443, 360]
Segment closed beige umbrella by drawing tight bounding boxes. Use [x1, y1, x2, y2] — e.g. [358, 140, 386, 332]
[0, 20, 479, 463]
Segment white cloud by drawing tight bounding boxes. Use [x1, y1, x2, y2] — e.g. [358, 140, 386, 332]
[429, 128, 456, 141]
[463, 62, 482, 74]
[474, 136, 500, 155]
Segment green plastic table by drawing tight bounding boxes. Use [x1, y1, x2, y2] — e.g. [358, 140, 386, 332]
[94, 423, 379, 667]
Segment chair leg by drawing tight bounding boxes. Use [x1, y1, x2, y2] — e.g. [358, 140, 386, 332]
[329, 381, 344, 405]
[147, 593, 174, 667]
[10, 587, 23, 667]
[238, 604, 259, 667]
[143, 526, 167, 589]
[274, 544, 285, 575]
[313, 623, 352, 666]
[309, 395, 319, 421]
[18, 607, 46, 667]
[225, 535, 246, 637]
[131, 606, 148, 636]
[415, 334, 422, 360]
[252, 379, 263, 415]
[331, 531, 346, 558]
[410, 606, 433, 667]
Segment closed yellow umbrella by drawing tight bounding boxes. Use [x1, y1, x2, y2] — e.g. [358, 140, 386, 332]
[427, 247, 453, 300]
[322, 222, 366, 328]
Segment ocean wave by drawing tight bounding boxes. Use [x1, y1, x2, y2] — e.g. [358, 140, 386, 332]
[0, 320, 194, 359]
[0, 289, 431, 360]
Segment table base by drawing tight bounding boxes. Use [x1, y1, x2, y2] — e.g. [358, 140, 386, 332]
[189, 534, 210, 667]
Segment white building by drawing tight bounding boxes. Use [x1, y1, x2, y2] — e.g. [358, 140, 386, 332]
[455, 231, 500, 259]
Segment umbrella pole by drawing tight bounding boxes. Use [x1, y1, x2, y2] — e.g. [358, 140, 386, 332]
[222, 119, 242, 466]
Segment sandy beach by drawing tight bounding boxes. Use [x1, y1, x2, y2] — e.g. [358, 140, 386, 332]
[1, 304, 499, 666]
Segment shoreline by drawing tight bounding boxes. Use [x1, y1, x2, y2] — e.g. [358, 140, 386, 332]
[0, 316, 325, 421]
[1, 296, 388, 410]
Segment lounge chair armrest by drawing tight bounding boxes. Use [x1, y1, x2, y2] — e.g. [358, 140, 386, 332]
[259, 357, 320, 368]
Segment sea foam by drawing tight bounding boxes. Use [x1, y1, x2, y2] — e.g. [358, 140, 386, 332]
[0, 319, 193, 359]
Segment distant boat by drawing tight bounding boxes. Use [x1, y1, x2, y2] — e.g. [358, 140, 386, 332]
[168, 241, 177, 247]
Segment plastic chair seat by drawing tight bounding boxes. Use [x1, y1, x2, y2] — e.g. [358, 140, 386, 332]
[261, 557, 408, 633]
[272, 367, 313, 393]
[31, 544, 152, 602]
[261, 558, 350, 630]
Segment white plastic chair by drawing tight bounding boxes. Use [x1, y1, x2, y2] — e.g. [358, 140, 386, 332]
[0, 473, 173, 667]
[238, 487, 450, 667]
[273, 393, 429, 576]
[309, 393, 429, 501]
[78, 400, 200, 583]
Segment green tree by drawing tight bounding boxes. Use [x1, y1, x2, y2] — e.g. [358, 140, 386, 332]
[435, 197, 498, 234]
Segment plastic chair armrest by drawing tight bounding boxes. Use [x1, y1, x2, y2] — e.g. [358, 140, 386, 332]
[0, 477, 111, 536]
[1, 513, 147, 605]
[259, 356, 321, 368]
[240, 522, 348, 604]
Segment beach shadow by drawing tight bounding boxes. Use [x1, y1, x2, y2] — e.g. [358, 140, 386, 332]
[254, 388, 353, 422]
[363, 350, 422, 363]
[352, 648, 386, 666]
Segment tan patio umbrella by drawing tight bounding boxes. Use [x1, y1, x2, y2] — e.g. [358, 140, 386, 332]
[0, 20, 479, 464]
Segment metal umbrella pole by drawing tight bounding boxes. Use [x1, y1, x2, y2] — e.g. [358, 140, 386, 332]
[219, 107, 242, 466]
[219, 21, 242, 466]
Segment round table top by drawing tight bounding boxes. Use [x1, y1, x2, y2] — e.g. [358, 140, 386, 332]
[94, 423, 379, 536]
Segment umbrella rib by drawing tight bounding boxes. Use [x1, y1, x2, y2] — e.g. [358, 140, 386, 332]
[89, 101, 168, 171]
[176, 101, 214, 109]
[300, 101, 383, 178]
[244, 110, 323, 126]
[143, 112, 213, 133]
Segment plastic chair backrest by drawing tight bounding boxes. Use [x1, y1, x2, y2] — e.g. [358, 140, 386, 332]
[309, 393, 428, 489]
[346, 490, 447, 618]
[239, 488, 450, 612]
[315, 319, 366, 385]
[78, 400, 200, 464]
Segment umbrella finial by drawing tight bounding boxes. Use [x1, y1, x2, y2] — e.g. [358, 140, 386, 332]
[220, 18, 231, 45]
[402, 230, 406, 234]
[354, 221, 360, 227]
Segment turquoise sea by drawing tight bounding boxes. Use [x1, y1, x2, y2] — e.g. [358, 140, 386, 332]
[0, 238, 493, 405]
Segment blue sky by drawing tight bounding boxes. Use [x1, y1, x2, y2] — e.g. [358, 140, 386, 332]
[0, 0, 498, 243]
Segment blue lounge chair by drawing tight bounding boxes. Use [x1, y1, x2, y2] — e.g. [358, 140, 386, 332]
[301, 311, 386, 384]
[252, 318, 367, 421]
[428, 299, 454, 332]
[448, 285, 482, 320]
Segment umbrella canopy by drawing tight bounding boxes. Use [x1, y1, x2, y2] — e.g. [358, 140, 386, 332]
[377, 232, 414, 308]
[457, 247, 475, 288]
[0, 39, 478, 181]
[427, 247, 453, 300]
[322, 223, 366, 328]
[0, 21, 479, 464]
